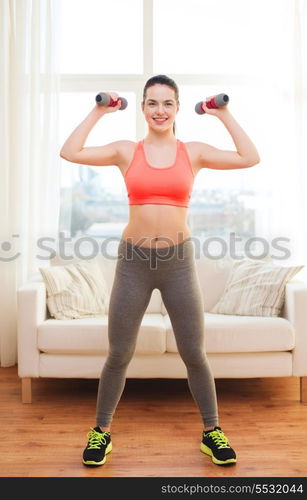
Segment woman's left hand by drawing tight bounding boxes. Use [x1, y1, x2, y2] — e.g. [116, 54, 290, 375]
[201, 100, 230, 118]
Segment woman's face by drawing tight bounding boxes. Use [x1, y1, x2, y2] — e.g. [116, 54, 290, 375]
[142, 84, 179, 131]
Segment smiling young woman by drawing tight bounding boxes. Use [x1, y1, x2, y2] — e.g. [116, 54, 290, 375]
[60, 74, 260, 467]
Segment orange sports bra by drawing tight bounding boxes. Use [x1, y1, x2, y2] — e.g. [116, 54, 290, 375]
[124, 139, 195, 208]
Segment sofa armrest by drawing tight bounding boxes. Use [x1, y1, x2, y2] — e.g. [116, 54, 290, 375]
[17, 278, 47, 378]
[282, 280, 307, 376]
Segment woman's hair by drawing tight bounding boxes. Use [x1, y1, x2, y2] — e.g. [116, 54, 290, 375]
[142, 74, 179, 136]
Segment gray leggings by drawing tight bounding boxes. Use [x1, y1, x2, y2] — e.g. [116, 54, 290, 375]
[96, 237, 219, 428]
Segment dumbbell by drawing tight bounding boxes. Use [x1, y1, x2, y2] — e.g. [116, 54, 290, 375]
[195, 93, 229, 114]
[95, 92, 128, 110]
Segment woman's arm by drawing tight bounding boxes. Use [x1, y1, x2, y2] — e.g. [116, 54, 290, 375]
[198, 104, 261, 170]
[59, 92, 122, 166]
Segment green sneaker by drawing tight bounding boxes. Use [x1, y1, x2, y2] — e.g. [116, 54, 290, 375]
[82, 426, 112, 466]
[201, 426, 236, 465]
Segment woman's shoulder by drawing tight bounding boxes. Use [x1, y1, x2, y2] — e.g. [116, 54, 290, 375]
[115, 140, 140, 172]
[116, 140, 139, 154]
[116, 139, 138, 148]
[182, 140, 205, 150]
[181, 141, 205, 162]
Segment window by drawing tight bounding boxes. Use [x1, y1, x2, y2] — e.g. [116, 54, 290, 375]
[59, 0, 295, 259]
[60, 0, 143, 74]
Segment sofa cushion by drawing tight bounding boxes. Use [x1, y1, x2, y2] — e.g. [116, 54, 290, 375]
[38, 313, 166, 355]
[161, 254, 233, 315]
[51, 251, 163, 314]
[165, 312, 295, 353]
[195, 255, 234, 312]
[210, 258, 304, 317]
[39, 259, 110, 319]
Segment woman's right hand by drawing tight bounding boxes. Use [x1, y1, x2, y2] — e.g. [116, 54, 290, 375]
[95, 91, 122, 114]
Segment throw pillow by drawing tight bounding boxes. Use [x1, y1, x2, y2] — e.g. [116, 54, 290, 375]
[39, 259, 109, 319]
[210, 258, 304, 317]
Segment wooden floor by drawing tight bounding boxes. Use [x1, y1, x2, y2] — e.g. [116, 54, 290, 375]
[1, 366, 307, 478]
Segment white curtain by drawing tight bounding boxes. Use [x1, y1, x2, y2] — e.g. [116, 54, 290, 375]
[292, 0, 307, 276]
[269, 0, 307, 275]
[0, 0, 61, 366]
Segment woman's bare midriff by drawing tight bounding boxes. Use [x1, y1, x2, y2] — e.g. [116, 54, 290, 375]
[121, 204, 191, 248]
[117, 140, 201, 248]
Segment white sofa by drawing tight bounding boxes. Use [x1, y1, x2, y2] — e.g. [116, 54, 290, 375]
[17, 245, 307, 404]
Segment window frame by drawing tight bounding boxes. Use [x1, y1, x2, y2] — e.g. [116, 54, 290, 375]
[59, 0, 260, 141]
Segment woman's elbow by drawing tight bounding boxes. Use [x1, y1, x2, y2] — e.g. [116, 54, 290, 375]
[247, 155, 261, 168]
[59, 149, 73, 162]
[59, 147, 67, 159]
[253, 154, 261, 166]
